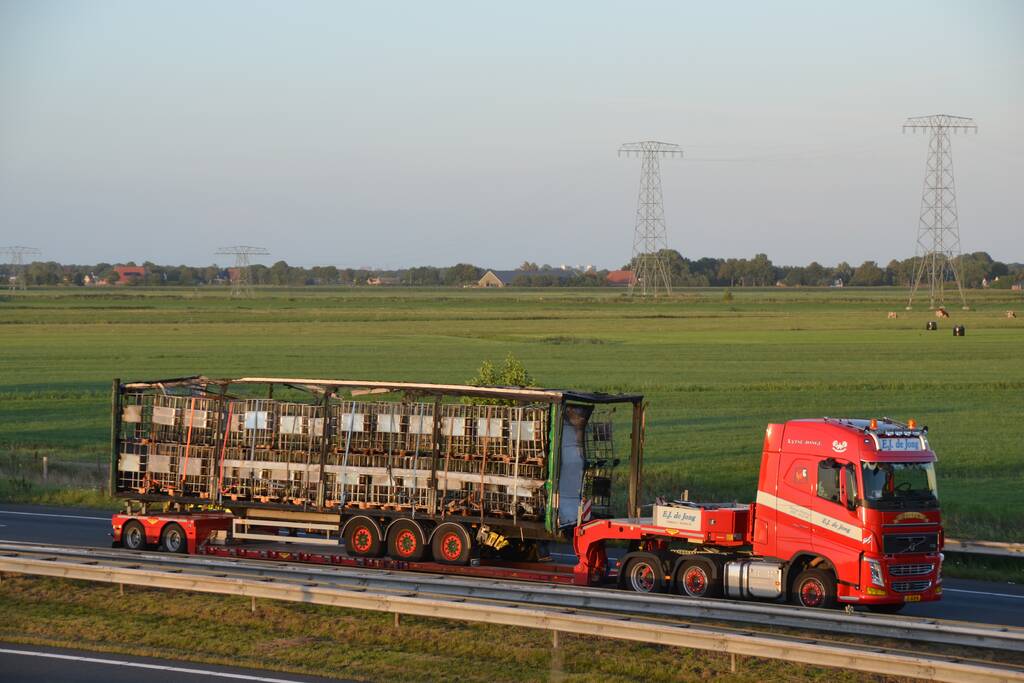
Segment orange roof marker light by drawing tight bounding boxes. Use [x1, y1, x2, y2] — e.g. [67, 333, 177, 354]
[869, 418, 878, 430]
[908, 419, 917, 429]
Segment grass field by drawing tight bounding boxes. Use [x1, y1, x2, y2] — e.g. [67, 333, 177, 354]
[1, 286, 1022, 540]
[0, 574, 906, 683]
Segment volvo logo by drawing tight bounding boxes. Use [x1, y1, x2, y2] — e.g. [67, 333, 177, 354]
[905, 536, 927, 552]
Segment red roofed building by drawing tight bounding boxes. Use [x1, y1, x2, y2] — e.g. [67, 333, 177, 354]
[606, 270, 637, 286]
[114, 266, 146, 285]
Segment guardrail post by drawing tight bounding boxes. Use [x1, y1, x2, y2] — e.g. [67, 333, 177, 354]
[730, 653, 738, 673]
[251, 596, 257, 614]
[552, 630, 560, 649]
[42, 456, 48, 483]
[394, 612, 401, 629]
[119, 583, 124, 596]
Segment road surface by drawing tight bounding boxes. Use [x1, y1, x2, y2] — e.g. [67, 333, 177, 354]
[0, 503, 1021, 627]
[0, 643, 351, 682]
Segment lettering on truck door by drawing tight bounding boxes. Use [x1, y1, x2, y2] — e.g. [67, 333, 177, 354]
[810, 459, 862, 584]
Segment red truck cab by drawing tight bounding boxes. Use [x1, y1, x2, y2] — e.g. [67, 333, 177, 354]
[755, 418, 942, 610]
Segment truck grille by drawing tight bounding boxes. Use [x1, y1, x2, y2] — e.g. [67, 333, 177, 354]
[882, 533, 938, 555]
[891, 580, 931, 593]
[889, 563, 934, 577]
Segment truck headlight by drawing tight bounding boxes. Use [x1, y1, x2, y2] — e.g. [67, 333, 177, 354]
[867, 559, 885, 588]
[937, 553, 943, 584]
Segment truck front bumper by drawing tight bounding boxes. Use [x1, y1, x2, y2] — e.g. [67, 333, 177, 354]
[839, 554, 943, 604]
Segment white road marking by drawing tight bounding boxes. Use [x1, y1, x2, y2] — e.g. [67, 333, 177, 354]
[944, 588, 1024, 600]
[0, 648, 311, 682]
[0, 510, 109, 521]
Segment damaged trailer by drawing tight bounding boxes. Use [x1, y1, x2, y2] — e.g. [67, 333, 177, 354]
[110, 376, 645, 563]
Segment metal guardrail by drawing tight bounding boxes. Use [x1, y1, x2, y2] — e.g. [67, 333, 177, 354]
[946, 538, 1024, 559]
[1, 541, 1022, 653]
[1, 554, 1022, 683]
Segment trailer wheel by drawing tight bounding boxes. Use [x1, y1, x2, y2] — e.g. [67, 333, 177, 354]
[676, 559, 723, 599]
[623, 556, 666, 593]
[160, 523, 188, 554]
[792, 568, 837, 609]
[121, 520, 147, 551]
[344, 517, 384, 558]
[386, 520, 428, 562]
[431, 523, 472, 565]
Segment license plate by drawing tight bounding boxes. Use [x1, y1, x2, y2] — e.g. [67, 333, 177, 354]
[904, 595, 921, 602]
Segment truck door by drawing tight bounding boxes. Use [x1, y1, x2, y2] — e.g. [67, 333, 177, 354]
[772, 456, 815, 557]
[810, 459, 862, 584]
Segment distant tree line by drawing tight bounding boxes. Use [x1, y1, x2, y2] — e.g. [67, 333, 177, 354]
[624, 250, 1023, 289]
[3, 251, 1021, 288]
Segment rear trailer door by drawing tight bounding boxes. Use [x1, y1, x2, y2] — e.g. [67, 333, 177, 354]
[557, 404, 593, 526]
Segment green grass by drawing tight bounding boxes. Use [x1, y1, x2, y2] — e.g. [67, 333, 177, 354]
[0, 574, 983, 682]
[1, 286, 1022, 540]
[941, 553, 1024, 584]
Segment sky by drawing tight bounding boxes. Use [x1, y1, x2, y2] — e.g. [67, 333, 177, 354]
[1, 1, 1021, 270]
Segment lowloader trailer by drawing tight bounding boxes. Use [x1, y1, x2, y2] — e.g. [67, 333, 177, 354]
[110, 376, 943, 612]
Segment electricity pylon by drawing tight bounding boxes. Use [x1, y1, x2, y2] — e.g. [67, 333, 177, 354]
[215, 246, 269, 297]
[903, 115, 977, 311]
[1, 246, 41, 290]
[619, 141, 682, 296]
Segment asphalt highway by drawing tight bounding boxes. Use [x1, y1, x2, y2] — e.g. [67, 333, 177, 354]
[0, 643, 351, 683]
[1, 503, 1022, 628]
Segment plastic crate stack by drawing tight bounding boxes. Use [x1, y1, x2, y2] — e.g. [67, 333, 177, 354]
[116, 391, 552, 519]
[117, 393, 222, 498]
[326, 400, 550, 519]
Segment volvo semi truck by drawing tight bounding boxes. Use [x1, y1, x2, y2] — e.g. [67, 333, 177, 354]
[110, 375, 942, 612]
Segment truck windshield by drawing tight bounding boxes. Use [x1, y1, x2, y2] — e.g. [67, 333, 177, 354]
[860, 462, 938, 510]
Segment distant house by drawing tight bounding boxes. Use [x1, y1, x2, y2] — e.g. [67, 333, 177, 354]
[114, 265, 146, 285]
[367, 276, 400, 286]
[478, 270, 517, 287]
[477, 269, 573, 288]
[606, 270, 637, 286]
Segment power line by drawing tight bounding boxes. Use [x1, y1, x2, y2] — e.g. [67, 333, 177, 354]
[903, 115, 977, 311]
[619, 141, 682, 296]
[214, 246, 270, 298]
[1, 246, 42, 290]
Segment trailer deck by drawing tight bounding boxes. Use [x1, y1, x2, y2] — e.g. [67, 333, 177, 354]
[202, 540, 582, 584]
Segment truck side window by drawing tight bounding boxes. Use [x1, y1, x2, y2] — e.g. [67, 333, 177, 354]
[844, 464, 858, 510]
[817, 461, 840, 504]
[783, 459, 813, 494]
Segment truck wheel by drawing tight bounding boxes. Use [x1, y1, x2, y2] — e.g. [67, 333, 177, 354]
[386, 520, 428, 562]
[792, 568, 837, 609]
[160, 523, 188, 554]
[431, 523, 472, 565]
[624, 556, 666, 593]
[121, 520, 147, 551]
[676, 559, 723, 599]
[344, 517, 384, 558]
